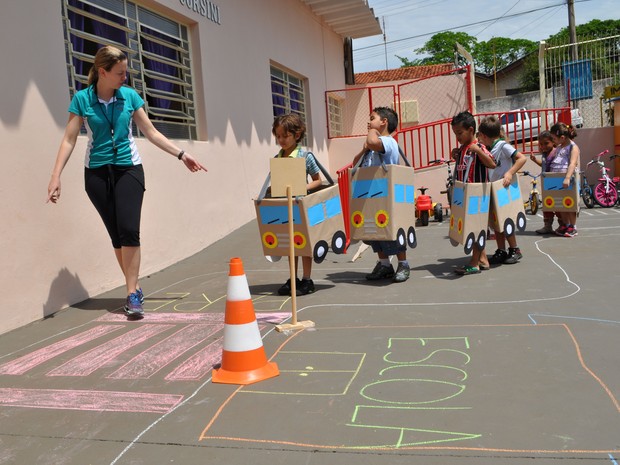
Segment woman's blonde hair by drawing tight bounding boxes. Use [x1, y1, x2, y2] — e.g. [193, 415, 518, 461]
[87, 45, 127, 86]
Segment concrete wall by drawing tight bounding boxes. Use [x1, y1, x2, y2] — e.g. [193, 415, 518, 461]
[0, 0, 350, 334]
[476, 78, 615, 130]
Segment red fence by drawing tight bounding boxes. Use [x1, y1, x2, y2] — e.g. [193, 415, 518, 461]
[335, 107, 570, 251]
[397, 107, 572, 169]
[325, 66, 472, 140]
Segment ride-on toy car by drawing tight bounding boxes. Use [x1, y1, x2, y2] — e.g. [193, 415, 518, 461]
[415, 187, 443, 226]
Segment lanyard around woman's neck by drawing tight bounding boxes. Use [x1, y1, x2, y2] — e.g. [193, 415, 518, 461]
[95, 86, 118, 155]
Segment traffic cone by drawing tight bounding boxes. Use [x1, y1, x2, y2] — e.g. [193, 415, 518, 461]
[212, 257, 279, 385]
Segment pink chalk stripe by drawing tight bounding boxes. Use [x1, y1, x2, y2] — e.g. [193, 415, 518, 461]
[165, 338, 224, 381]
[47, 325, 174, 377]
[97, 312, 289, 324]
[0, 388, 182, 413]
[97, 313, 224, 323]
[108, 324, 224, 379]
[0, 325, 124, 376]
[164, 322, 274, 381]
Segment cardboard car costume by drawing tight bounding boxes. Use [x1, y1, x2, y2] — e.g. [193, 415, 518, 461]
[254, 150, 346, 263]
[348, 149, 417, 249]
[489, 175, 527, 236]
[541, 172, 579, 212]
[448, 180, 491, 254]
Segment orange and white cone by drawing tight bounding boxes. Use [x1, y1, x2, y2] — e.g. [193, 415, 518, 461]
[212, 257, 279, 385]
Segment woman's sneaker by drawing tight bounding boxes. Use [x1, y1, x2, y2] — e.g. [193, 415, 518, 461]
[137, 287, 144, 304]
[124, 292, 144, 318]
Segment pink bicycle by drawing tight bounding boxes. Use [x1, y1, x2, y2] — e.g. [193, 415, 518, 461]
[588, 149, 619, 207]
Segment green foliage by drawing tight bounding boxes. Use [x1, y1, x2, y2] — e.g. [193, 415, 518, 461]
[402, 32, 535, 73]
[396, 55, 426, 67]
[547, 19, 620, 44]
[474, 37, 537, 75]
[413, 31, 478, 67]
[400, 19, 620, 95]
[518, 53, 540, 92]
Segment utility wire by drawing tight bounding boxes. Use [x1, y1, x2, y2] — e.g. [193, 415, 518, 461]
[356, 0, 592, 51]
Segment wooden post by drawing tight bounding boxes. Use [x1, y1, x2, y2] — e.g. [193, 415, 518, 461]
[275, 185, 314, 332]
[287, 185, 297, 325]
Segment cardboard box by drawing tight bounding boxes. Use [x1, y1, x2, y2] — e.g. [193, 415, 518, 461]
[348, 164, 417, 248]
[489, 175, 527, 235]
[448, 181, 491, 254]
[254, 184, 346, 263]
[541, 172, 579, 212]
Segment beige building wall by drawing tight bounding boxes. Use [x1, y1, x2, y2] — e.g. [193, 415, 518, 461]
[0, 0, 368, 334]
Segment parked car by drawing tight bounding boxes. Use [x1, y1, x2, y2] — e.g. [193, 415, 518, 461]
[499, 107, 583, 143]
[499, 108, 554, 143]
[571, 108, 584, 128]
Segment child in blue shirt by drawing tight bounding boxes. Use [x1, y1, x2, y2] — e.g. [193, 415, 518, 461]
[352, 107, 410, 283]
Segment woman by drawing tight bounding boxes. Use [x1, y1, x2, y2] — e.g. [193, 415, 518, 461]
[47, 45, 207, 318]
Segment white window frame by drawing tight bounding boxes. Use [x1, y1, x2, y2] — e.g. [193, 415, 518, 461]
[327, 95, 344, 137]
[270, 65, 309, 143]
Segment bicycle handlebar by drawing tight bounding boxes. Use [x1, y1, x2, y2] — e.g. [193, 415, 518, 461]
[586, 149, 612, 169]
[592, 149, 610, 161]
[430, 158, 452, 165]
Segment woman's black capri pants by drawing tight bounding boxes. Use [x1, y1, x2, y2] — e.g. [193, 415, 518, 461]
[85, 164, 145, 249]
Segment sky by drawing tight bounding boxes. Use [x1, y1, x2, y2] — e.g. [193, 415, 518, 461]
[353, 0, 618, 73]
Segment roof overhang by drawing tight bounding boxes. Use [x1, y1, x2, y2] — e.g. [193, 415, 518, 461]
[300, 0, 382, 39]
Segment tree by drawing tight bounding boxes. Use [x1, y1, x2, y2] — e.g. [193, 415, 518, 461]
[474, 37, 537, 75]
[399, 32, 535, 73]
[398, 19, 620, 94]
[521, 19, 620, 92]
[548, 19, 620, 44]
[407, 31, 479, 67]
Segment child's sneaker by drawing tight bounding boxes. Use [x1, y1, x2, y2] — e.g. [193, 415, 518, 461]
[124, 292, 144, 318]
[555, 225, 568, 236]
[503, 247, 523, 264]
[296, 278, 315, 296]
[488, 249, 508, 265]
[393, 262, 410, 283]
[366, 262, 395, 280]
[564, 226, 578, 237]
[278, 278, 301, 296]
[536, 225, 553, 234]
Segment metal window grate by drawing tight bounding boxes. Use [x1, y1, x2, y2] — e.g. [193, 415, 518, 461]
[270, 65, 308, 145]
[61, 0, 196, 140]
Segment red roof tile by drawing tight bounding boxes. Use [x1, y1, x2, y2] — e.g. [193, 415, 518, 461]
[354, 64, 454, 84]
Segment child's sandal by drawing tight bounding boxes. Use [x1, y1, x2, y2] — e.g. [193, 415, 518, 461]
[478, 262, 490, 271]
[455, 265, 481, 275]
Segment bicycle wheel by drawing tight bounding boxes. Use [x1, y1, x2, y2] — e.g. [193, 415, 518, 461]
[530, 193, 539, 215]
[581, 185, 595, 209]
[594, 182, 618, 207]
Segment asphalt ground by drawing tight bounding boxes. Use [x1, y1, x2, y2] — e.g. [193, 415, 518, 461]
[1, 205, 619, 465]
